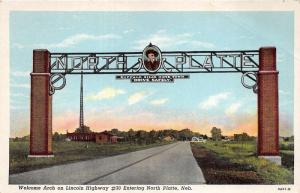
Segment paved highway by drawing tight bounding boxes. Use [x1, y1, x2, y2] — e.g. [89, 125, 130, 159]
[10, 142, 205, 184]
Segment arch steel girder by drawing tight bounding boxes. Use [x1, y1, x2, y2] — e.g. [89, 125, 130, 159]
[48, 50, 259, 95]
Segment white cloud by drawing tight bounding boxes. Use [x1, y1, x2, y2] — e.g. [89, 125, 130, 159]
[190, 41, 215, 48]
[57, 27, 72, 31]
[11, 71, 30, 77]
[225, 102, 242, 116]
[279, 100, 293, 107]
[277, 53, 285, 63]
[11, 83, 30, 88]
[134, 30, 190, 49]
[150, 98, 169, 105]
[10, 105, 27, 110]
[238, 35, 254, 40]
[87, 87, 125, 101]
[123, 29, 134, 34]
[134, 30, 215, 50]
[12, 43, 25, 49]
[128, 91, 151, 105]
[279, 89, 290, 96]
[37, 33, 121, 48]
[11, 93, 29, 98]
[199, 92, 230, 110]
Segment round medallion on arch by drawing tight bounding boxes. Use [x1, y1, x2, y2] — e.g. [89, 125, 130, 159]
[142, 43, 162, 73]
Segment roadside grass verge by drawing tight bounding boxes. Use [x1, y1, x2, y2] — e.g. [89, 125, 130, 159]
[191, 141, 293, 184]
[280, 150, 294, 170]
[10, 141, 174, 174]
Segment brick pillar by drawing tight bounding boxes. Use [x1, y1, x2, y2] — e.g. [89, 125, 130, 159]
[257, 47, 280, 164]
[29, 49, 53, 157]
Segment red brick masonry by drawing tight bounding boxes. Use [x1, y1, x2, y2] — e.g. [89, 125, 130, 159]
[67, 131, 118, 143]
[258, 47, 279, 156]
[30, 50, 53, 155]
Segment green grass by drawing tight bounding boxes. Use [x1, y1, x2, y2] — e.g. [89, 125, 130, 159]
[191, 141, 294, 184]
[10, 141, 174, 174]
[280, 150, 294, 170]
[279, 141, 294, 150]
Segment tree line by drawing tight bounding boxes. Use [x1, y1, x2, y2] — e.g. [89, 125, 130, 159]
[10, 127, 259, 143]
[51, 128, 208, 144]
[109, 128, 208, 144]
[210, 126, 256, 141]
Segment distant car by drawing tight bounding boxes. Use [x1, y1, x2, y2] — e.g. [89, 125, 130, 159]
[191, 136, 206, 143]
[65, 138, 71, 142]
[222, 138, 231, 142]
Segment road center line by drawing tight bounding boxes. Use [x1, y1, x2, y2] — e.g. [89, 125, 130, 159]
[83, 142, 181, 185]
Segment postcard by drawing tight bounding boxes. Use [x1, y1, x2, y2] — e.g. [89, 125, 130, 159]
[0, 1, 299, 193]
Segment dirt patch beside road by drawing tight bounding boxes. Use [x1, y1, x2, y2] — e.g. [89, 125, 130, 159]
[191, 144, 264, 184]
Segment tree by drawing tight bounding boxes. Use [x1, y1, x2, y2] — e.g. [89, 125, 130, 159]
[53, 132, 60, 141]
[53, 132, 66, 141]
[135, 130, 147, 145]
[170, 129, 179, 140]
[178, 128, 193, 141]
[128, 129, 135, 144]
[149, 130, 158, 143]
[118, 131, 128, 142]
[163, 129, 172, 137]
[110, 128, 120, 135]
[234, 132, 255, 141]
[157, 130, 164, 141]
[211, 127, 222, 141]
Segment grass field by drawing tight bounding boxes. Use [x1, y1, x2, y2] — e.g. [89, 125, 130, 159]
[9, 141, 173, 174]
[191, 141, 294, 184]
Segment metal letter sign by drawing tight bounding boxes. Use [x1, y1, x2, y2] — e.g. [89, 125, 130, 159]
[49, 43, 259, 95]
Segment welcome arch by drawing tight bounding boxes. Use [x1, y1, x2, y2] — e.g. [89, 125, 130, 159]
[29, 45, 280, 164]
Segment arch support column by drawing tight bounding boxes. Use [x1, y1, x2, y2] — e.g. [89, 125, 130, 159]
[257, 47, 280, 165]
[29, 49, 53, 157]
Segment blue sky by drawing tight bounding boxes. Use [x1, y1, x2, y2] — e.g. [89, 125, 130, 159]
[10, 11, 294, 137]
